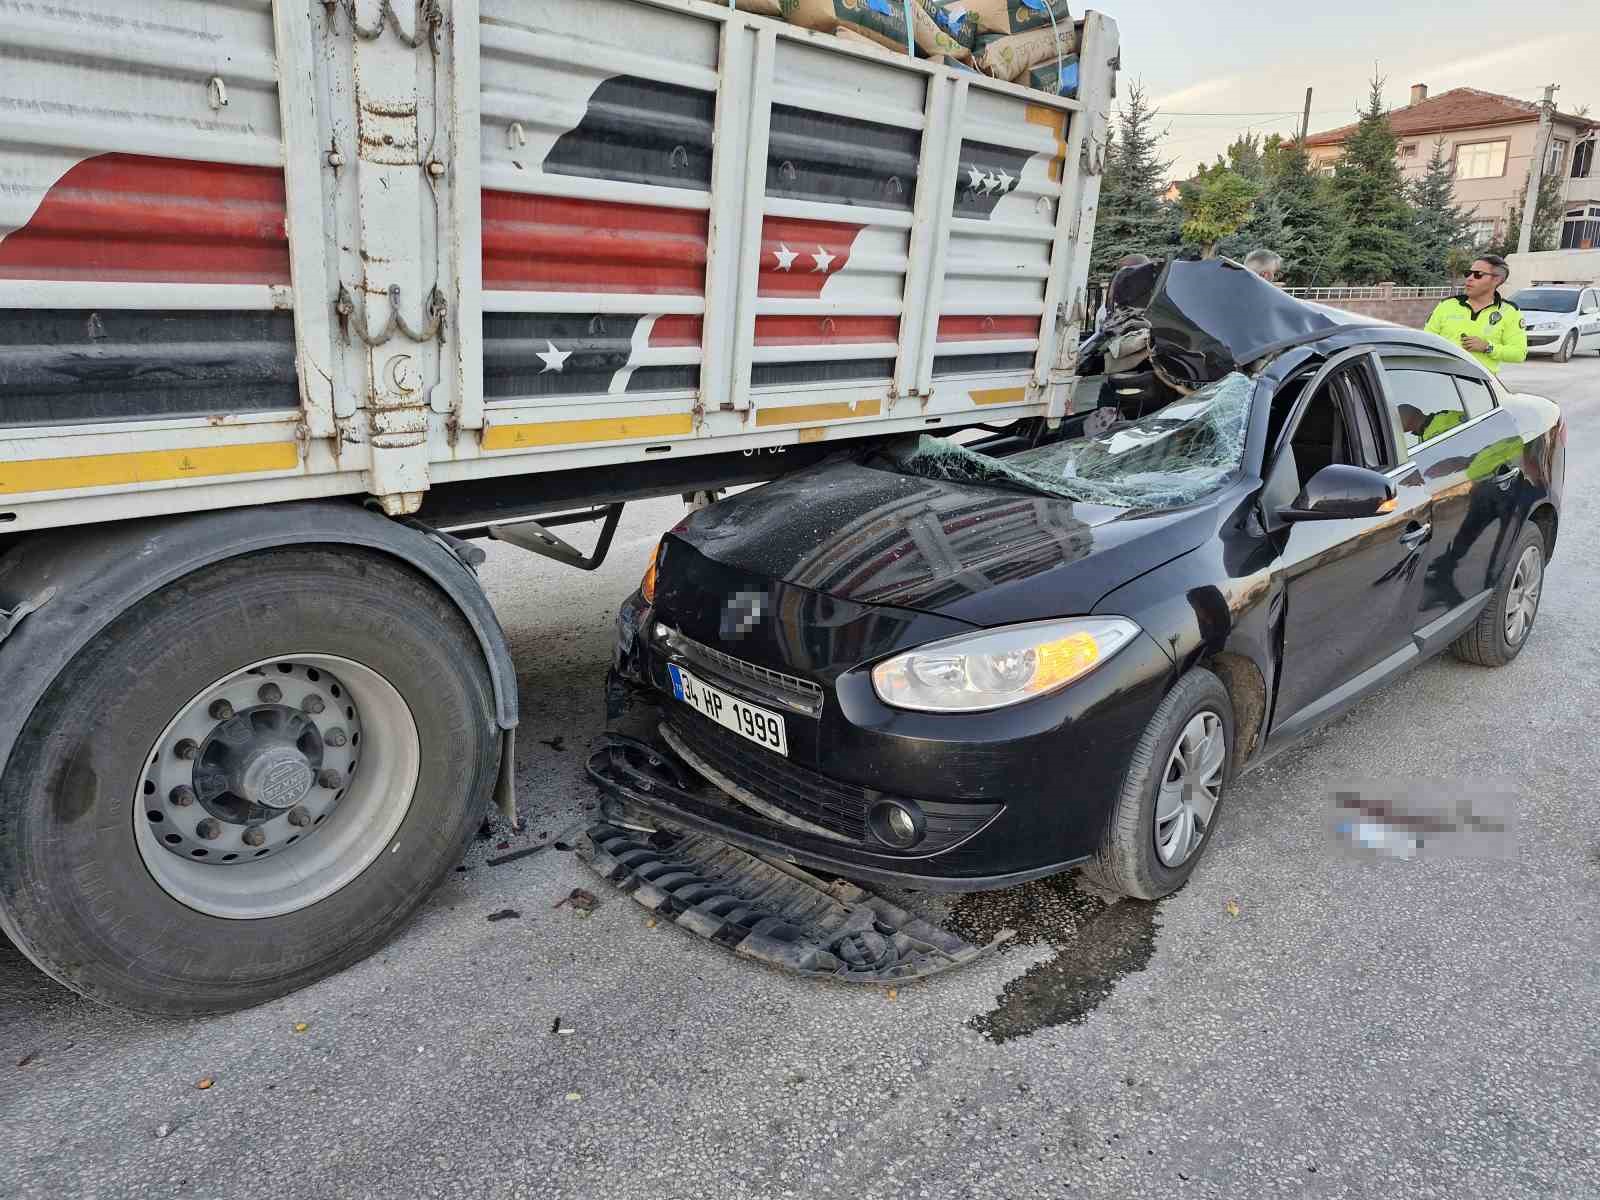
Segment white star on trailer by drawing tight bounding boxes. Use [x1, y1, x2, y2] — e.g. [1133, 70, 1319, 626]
[994, 168, 1014, 193]
[982, 172, 1000, 194]
[967, 164, 986, 190]
[537, 341, 572, 373]
[811, 246, 836, 273]
[773, 244, 799, 271]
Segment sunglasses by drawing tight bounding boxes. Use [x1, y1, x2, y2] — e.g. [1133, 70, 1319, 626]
[1465, 269, 1496, 280]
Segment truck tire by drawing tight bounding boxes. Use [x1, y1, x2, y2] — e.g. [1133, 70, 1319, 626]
[0, 546, 500, 1016]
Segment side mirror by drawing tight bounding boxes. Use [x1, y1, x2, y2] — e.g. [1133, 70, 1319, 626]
[1279, 464, 1397, 521]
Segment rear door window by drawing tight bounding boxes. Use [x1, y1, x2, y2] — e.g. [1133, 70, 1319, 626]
[1455, 376, 1495, 420]
[1386, 368, 1469, 451]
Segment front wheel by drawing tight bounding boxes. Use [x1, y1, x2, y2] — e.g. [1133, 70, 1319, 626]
[0, 547, 501, 1015]
[1081, 669, 1235, 900]
[1555, 331, 1576, 363]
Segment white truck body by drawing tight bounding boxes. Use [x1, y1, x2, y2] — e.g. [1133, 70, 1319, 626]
[0, 0, 1116, 532]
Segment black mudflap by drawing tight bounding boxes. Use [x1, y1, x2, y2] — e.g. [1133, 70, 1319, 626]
[577, 823, 1007, 983]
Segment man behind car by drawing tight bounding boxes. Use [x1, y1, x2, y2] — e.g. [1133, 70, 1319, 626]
[1244, 249, 1282, 283]
[1424, 255, 1528, 374]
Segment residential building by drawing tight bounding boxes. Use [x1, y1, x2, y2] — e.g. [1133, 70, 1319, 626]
[1298, 84, 1598, 250]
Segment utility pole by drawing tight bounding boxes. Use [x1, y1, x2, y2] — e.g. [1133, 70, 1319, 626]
[1518, 83, 1559, 255]
[1299, 87, 1314, 146]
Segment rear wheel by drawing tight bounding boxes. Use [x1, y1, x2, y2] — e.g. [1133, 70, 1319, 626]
[1449, 523, 1545, 667]
[1555, 331, 1576, 363]
[1081, 669, 1234, 900]
[0, 547, 500, 1015]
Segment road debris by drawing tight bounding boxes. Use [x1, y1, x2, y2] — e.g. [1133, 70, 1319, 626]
[553, 887, 598, 913]
[196, 1077, 214, 1091]
[155, 1123, 173, 1140]
[1225, 899, 1241, 918]
[486, 908, 521, 922]
[17, 1050, 40, 1068]
[293, 1022, 310, 1033]
[486, 844, 547, 867]
[540, 735, 567, 752]
[565, 1092, 582, 1102]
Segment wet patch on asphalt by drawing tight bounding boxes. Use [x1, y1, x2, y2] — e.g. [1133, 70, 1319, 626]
[946, 872, 1160, 1043]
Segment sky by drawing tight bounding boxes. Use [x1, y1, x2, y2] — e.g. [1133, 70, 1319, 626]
[1108, 0, 1600, 178]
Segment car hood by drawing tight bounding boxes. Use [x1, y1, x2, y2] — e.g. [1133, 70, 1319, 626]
[673, 459, 1218, 627]
[1146, 257, 1348, 386]
[1519, 309, 1575, 323]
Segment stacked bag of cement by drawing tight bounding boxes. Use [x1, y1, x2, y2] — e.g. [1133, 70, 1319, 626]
[730, 0, 1078, 96]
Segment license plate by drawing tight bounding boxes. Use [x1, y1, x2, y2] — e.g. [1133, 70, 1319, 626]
[667, 664, 788, 757]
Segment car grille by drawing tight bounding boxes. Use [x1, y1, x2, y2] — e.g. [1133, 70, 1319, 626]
[663, 707, 1004, 854]
[1527, 334, 1558, 347]
[655, 624, 823, 716]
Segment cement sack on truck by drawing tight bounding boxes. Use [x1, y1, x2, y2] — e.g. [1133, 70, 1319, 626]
[737, 0, 974, 64]
[936, 0, 1070, 35]
[973, 22, 1077, 83]
[1027, 53, 1079, 97]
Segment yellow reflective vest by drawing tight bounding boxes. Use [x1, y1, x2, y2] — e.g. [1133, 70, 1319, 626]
[1424, 294, 1529, 374]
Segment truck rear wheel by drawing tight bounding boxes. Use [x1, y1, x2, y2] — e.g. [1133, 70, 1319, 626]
[0, 547, 500, 1015]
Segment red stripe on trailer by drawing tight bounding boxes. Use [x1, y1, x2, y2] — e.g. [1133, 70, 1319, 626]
[755, 315, 900, 345]
[936, 315, 1040, 341]
[649, 315, 704, 346]
[482, 192, 708, 295]
[757, 217, 868, 298]
[0, 154, 290, 284]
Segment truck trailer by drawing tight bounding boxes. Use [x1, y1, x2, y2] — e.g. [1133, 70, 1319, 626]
[0, 0, 1117, 1013]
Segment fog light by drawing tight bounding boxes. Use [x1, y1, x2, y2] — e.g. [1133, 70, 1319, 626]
[869, 799, 926, 849]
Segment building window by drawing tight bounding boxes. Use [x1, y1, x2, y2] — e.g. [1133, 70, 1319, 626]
[1455, 141, 1508, 180]
[1575, 139, 1595, 180]
[1399, 142, 1419, 158]
[1466, 219, 1497, 247]
[1562, 206, 1600, 251]
[1547, 138, 1569, 177]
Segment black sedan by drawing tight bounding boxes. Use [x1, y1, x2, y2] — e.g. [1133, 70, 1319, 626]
[596, 262, 1566, 900]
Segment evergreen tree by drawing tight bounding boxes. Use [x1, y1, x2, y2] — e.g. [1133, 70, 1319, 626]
[1491, 171, 1566, 256]
[1331, 75, 1421, 283]
[1252, 139, 1343, 286]
[1410, 137, 1476, 284]
[1090, 81, 1183, 277]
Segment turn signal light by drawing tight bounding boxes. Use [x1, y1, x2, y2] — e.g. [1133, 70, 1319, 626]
[640, 542, 661, 604]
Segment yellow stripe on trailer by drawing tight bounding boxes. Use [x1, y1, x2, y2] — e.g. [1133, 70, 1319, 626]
[1025, 104, 1068, 183]
[754, 399, 882, 428]
[481, 413, 693, 451]
[0, 442, 299, 496]
[969, 386, 1027, 407]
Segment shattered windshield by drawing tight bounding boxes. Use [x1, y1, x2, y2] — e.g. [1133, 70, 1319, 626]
[887, 372, 1254, 510]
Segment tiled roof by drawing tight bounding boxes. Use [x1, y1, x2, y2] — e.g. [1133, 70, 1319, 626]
[1300, 87, 1592, 148]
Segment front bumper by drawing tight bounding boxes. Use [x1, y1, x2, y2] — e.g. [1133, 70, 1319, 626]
[604, 592, 1175, 890]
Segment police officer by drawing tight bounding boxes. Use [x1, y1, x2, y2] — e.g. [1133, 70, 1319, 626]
[1423, 254, 1528, 374]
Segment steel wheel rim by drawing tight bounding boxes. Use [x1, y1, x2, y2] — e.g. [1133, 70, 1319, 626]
[1504, 545, 1544, 646]
[1154, 711, 1225, 868]
[132, 654, 420, 920]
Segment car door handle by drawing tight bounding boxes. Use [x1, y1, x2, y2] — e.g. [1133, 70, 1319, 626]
[1399, 522, 1432, 548]
[1494, 463, 1521, 488]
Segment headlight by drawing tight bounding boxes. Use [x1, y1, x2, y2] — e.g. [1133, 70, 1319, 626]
[640, 541, 662, 604]
[870, 618, 1141, 713]
[1531, 322, 1557, 332]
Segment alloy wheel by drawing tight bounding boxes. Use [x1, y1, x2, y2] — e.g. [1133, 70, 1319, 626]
[1154, 711, 1225, 868]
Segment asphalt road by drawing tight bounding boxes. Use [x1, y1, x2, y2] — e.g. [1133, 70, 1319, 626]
[4, 357, 1598, 1200]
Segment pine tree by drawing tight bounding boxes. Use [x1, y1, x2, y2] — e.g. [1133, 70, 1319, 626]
[1410, 137, 1476, 284]
[1090, 81, 1183, 277]
[1245, 138, 1343, 286]
[1332, 75, 1421, 284]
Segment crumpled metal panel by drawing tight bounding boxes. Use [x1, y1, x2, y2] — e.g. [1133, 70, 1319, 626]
[578, 821, 1007, 983]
